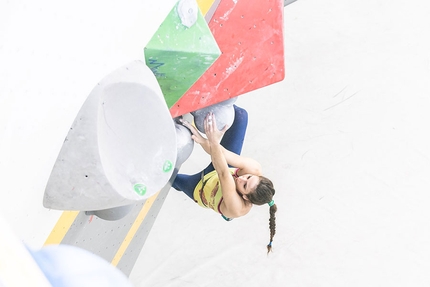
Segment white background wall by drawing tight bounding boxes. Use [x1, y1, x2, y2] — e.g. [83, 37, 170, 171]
[2, 0, 430, 286]
[1, 0, 177, 246]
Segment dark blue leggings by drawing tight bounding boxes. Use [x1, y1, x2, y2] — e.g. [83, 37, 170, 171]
[172, 105, 248, 200]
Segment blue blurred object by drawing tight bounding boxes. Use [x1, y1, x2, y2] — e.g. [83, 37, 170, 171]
[28, 245, 133, 287]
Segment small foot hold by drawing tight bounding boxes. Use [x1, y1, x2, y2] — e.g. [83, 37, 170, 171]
[85, 204, 134, 221]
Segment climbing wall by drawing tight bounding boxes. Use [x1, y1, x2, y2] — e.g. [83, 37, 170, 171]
[144, 0, 285, 117]
[44, 169, 177, 276]
[177, 0, 284, 117]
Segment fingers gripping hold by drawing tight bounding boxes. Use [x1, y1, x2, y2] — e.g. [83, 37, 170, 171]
[190, 99, 236, 134]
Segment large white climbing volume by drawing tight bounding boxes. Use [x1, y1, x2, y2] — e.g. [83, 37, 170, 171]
[43, 61, 176, 211]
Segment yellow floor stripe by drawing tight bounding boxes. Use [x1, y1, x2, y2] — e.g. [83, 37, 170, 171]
[196, 0, 216, 16]
[44, 192, 161, 266]
[44, 210, 79, 246]
[111, 192, 160, 267]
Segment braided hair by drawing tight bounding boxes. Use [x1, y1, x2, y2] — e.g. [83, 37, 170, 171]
[267, 202, 277, 253]
[247, 176, 277, 254]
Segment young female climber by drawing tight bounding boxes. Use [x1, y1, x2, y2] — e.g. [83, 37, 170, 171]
[173, 105, 277, 253]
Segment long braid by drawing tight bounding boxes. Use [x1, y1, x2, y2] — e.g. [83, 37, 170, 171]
[267, 203, 277, 254]
[248, 176, 277, 253]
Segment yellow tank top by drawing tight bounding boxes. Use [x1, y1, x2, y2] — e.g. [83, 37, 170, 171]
[193, 168, 238, 214]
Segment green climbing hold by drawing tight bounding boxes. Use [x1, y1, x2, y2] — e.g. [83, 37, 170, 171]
[133, 183, 147, 196]
[162, 160, 173, 172]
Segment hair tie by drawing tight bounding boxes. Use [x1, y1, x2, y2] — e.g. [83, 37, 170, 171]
[268, 241, 272, 247]
[268, 200, 275, 207]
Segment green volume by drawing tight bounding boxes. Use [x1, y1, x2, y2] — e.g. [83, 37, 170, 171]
[144, 0, 221, 107]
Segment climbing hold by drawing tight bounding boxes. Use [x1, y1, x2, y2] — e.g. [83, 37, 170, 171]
[177, 0, 198, 27]
[191, 97, 237, 133]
